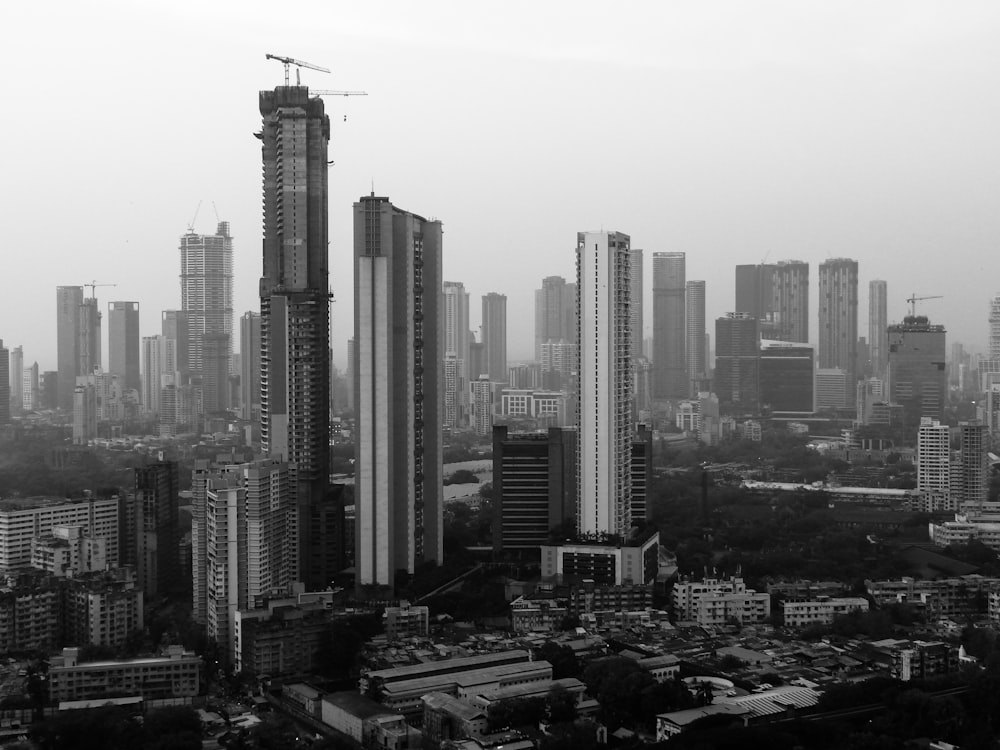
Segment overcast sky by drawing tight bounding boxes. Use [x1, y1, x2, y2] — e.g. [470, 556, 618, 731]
[4, 1, 1000, 372]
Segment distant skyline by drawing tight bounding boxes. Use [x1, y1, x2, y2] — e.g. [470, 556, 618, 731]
[5, 1, 1000, 371]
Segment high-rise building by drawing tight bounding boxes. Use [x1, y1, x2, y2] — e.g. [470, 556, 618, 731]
[346, 337, 356, 415]
[771, 261, 809, 343]
[715, 313, 760, 415]
[493, 426, 577, 555]
[40, 371, 58, 411]
[141, 335, 172, 416]
[129, 462, 181, 599]
[108, 301, 141, 396]
[990, 296, 1000, 360]
[629, 248, 644, 361]
[259, 84, 332, 586]
[576, 230, 633, 536]
[471, 375, 493, 436]
[652, 252, 686, 399]
[354, 195, 443, 592]
[78, 297, 101, 377]
[442, 281, 470, 429]
[201, 333, 231, 414]
[161, 310, 190, 375]
[685, 280, 706, 397]
[21, 363, 38, 412]
[887, 316, 947, 438]
[535, 276, 576, 361]
[818, 258, 859, 398]
[959, 421, 988, 509]
[735, 264, 775, 327]
[9, 345, 22, 415]
[917, 418, 951, 501]
[482, 293, 507, 383]
[870, 280, 888, 379]
[239, 312, 261, 422]
[759, 342, 814, 413]
[815, 368, 848, 410]
[56, 286, 84, 410]
[0, 341, 8, 425]
[180, 221, 233, 387]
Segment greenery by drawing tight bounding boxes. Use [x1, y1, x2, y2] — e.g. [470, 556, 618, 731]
[30, 705, 201, 750]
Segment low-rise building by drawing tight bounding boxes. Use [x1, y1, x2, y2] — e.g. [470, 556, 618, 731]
[782, 597, 869, 628]
[48, 645, 200, 703]
[673, 576, 770, 626]
[889, 641, 957, 682]
[422, 692, 488, 745]
[540, 529, 660, 587]
[867, 576, 1000, 619]
[384, 601, 430, 640]
[62, 567, 144, 649]
[321, 691, 408, 745]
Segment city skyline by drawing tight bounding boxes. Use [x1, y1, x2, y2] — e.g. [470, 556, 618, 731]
[5, 3, 1000, 371]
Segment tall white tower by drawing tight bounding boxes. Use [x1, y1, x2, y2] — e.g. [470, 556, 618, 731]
[576, 231, 633, 536]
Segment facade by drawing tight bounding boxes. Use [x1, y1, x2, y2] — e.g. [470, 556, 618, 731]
[160, 310, 190, 376]
[534, 276, 576, 361]
[481, 293, 507, 383]
[127, 462, 181, 599]
[890, 641, 956, 682]
[991, 295, 1000, 360]
[239, 312, 262, 422]
[540, 530, 660, 587]
[958, 420, 988, 508]
[759, 342, 814, 413]
[78, 297, 101, 380]
[233, 597, 337, 675]
[259, 86, 331, 588]
[384, 601, 430, 640]
[818, 258, 859, 393]
[672, 576, 770, 624]
[180, 221, 233, 409]
[140, 335, 172, 416]
[48, 645, 200, 703]
[685, 280, 706, 397]
[782, 597, 869, 628]
[577, 231, 633, 536]
[652, 251, 686, 399]
[56, 286, 84, 410]
[735, 264, 775, 334]
[917, 418, 951, 502]
[470, 375, 493, 436]
[108, 301, 141, 396]
[770, 261, 809, 343]
[62, 568, 144, 649]
[354, 195, 444, 592]
[8, 345, 22, 416]
[492, 426, 577, 554]
[887, 316, 947, 438]
[815, 367, 848, 410]
[715, 313, 760, 415]
[21, 362, 38, 412]
[869, 576, 1000, 619]
[629, 248, 644, 361]
[443, 281, 470, 429]
[870, 280, 888, 378]
[0, 341, 7, 424]
[0, 496, 119, 571]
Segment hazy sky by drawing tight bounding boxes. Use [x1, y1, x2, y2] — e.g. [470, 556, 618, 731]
[4, 1, 1000, 372]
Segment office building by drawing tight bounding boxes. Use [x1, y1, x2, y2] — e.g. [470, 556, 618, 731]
[818, 258, 858, 397]
[259, 85, 332, 586]
[443, 281, 470, 429]
[541, 528, 660, 586]
[481, 293, 507, 383]
[735, 264, 775, 329]
[715, 313, 760, 415]
[630, 248, 644, 361]
[771, 261, 809, 343]
[917, 418, 951, 502]
[870, 280, 888, 378]
[492, 426, 577, 555]
[0, 341, 7, 425]
[535, 276, 576, 361]
[759, 342, 814, 413]
[56, 286, 84, 410]
[354, 195, 443, 592]
[108, 301, 140, 395]
[887, 316, 947, 438]
[8, 345, 21, 416]
[239, 311, 261, 422]
[180, 221, 233, 398]
[652, 252, 686, 399]
[577, 230, 633, 536]
[685, 280, 706, 397]
[815, 368, 848, 410]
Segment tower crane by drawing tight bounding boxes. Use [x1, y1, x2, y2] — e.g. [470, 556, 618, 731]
[265, 53, 330, 86]
[84, 281, 117, 299]
[309, 89, 368, 98]
[906, 293, 943, 318]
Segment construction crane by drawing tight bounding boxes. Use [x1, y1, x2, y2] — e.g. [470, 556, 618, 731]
[906, 293, 943, 317]
[310, 89, 368, 98]
[84, 280, 116, 299]
[265, 53, 330, 86]
[187, 200, 202, 233]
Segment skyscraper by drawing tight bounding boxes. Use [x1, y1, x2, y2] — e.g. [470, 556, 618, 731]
[715, 312, 760, 415]
[771, 261, 809, 343]
[535, 276, 576, 361]
[959, 421, 988, 509]
[652, 252, 686, 399]
[354, 195, 443, 592]
[576, 230, 633, 536]
[869, 280, 888, 379]
[21, 363, 38, 412]
[0, 341, 8, 425]
[108, 301, 141, 395]
[917, 418, 951, 500]
[141, 335, 171, 416]
[629, 248, 644, 361]
[239, 312, 261, 423]
[482, 293, 507, 382]
[735, 264, 775, 325]
[887, 316, 947, 438]
[161, 311, 190, 376]
[78, 297, 101, 378]
[685, 280, 706, 396]
[818, 258, 858, 396]
[56, 286, 83, 410]
[9, 345, 22, 416]
[130, 461, 181, 599]
[259, 84, 332, 585]
[180, 221, 233, 411]
[442, 281, 470, 428]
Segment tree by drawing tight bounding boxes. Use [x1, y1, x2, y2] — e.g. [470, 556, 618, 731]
[581, 658, 654, 729]
[535, 642, 580, 679]
[487, 697, 546, 732]
[539, 720, 600, 750]
[546, 684, 578, 724]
